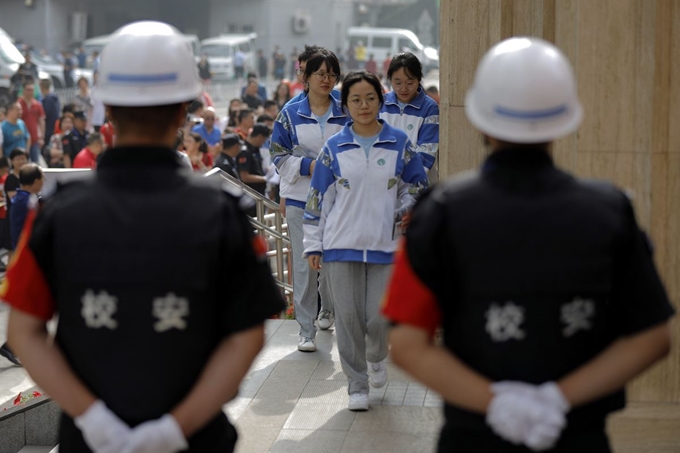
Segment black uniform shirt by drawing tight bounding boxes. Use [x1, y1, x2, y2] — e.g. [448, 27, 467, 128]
[62, 128, 89, 162]
[237, 142, 266, 195]
[214, 152, 240, 180]
[1, 146, 285, 452]
[384, 148, 674, 432]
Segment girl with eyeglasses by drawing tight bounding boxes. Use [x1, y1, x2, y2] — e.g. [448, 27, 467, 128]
[380, 52, 440, 173]
[303, 70, 428, 411]
[270, 49, 349, 353]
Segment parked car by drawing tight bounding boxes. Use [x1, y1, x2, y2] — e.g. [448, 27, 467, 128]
[200, 33, 257, 80]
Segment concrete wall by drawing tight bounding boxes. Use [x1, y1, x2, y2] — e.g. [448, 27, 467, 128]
[440, 0, 679, 404]
[209, 0, 354, 66]
[83, 0, 211, 38]
[0, 0, 82, 54]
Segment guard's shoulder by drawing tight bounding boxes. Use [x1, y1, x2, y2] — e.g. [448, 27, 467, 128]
[574, 177, 631, 209]
[433, 170, 483, 201]
[190, 173, 254, 213]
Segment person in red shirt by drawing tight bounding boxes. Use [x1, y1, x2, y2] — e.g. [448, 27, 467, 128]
[234, 108, 255, 141]
[73, 133, 105, 169]
[365, 54, 378, 75]
[182, 132, 213, 173]
[100, 120, 115, 148]
[383, 53, 392, 79]
[18, 82, 45, 163]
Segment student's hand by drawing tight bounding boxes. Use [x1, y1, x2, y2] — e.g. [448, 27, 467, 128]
[486, 382, 569, 451]
[122, 414, 187, 453]
[310, 160, 316, 175]
[74, 400, 131, 453]
[308, 255, 322, 270]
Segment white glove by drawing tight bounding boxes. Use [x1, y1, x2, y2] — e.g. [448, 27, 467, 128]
[487, 381, 569, 451]
[265, 164, 279, 183]
[122, 413, 188, 453]
[74, 400, 131, 453]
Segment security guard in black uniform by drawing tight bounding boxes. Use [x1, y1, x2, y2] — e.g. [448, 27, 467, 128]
[383, 37, 674, 452]
[62, 110, 89, 168]
[214, 133, 242, 180]
[3, 21, 284, 453]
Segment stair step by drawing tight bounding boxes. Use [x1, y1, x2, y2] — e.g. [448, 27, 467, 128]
[18, 447, 56, 453]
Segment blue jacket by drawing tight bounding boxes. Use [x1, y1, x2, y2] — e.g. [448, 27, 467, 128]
[286, 89, 341, 107]
[10, 190, 33, 250]
[379, 87, 439, 170]
[302, 121, 428, 264]
[269, 95, 348, 204]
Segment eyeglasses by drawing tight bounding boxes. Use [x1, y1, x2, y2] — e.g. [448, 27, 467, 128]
[349, 97, 379, 107]
[391, 80, 418, 90]
[312, 72, 339, 82]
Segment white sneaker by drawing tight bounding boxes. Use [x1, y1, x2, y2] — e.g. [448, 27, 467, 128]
[317, 309, 334, 330]
[348, 393, 369, 411]
[297, 336, 316, 352]
[368, 360, 387, 388]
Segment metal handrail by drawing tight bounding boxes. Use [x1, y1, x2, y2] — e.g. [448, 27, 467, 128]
[203, 168, 292, 302]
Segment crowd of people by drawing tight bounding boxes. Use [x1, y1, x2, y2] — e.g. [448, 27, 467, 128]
[0, 21, 674, 453]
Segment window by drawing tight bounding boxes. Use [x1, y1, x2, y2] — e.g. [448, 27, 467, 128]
[201, 45, 232, 58]
[372, 37, 392, 49]
[398, 37, 416, 53]
[239, 42, 251, 52]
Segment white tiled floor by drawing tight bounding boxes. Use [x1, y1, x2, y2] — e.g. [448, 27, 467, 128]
[226, 320, 444, 453]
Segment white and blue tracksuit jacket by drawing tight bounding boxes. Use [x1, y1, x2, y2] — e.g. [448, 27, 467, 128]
[379, 87, 439, 170]
[302, 121, 428, 264]
[269, 96, 348, 207]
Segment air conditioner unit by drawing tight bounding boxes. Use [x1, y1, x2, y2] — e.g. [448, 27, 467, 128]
[70, 12, 89, 42]
[292, 12, 311, 35]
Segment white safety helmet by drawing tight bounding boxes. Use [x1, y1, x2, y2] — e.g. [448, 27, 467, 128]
[96, 21, 202, 107]
[465, 37, 583, 144]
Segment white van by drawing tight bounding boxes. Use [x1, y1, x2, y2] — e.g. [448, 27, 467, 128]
[346, 27, 439, 72]
[200, 33, 257, 80]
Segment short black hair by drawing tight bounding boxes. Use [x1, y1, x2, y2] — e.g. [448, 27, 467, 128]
[23, 80, 35, 89]
[426, 85, 439, 94]
[19, 163, 43, 186]
[250, 123, 271, 138]
[62, 103, 76, 114]
[341, 70, 384, 112]
[237, 108, 254, 123]
[187, 99, 204, 114]
[87, 132, 103, 146]
[299, 45, 322, 63]
[256, 114, 274, 123]
[0, 157, 9, 169]
[9, 148, 28, 161]
[304, 50, 341, 86]
[246, 72, 257, 79]
[387, 52, 423, 81]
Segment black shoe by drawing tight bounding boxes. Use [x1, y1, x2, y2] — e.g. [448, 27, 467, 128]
[0, 344, 22, 367]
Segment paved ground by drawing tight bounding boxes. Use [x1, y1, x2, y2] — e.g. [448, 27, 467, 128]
[227, 319, 443, 453]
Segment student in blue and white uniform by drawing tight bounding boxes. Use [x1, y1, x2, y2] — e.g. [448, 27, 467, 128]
[270, 49, 348, 352]
[380, 52, 440, 172]
[303, 71, 428, 411]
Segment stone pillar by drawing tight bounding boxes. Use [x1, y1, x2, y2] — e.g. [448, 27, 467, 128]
[440, 0, 679, 404]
